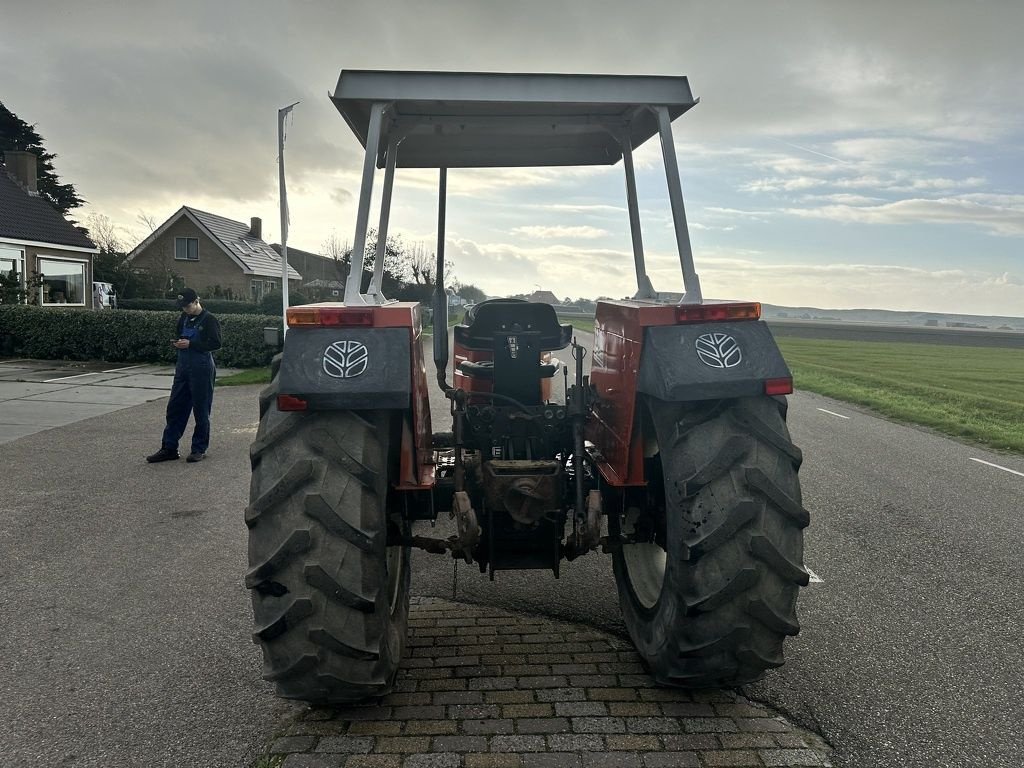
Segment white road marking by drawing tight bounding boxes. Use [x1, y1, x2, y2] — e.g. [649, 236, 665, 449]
[102, 364, 149, 373]
[969, 458, 1024, 478]
[817, 408, 850, 420]
[0, 358, 30, 364]
[806, 567, 824, 583]
[43, 372, 101, 383]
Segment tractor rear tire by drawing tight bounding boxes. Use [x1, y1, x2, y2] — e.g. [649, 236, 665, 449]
[613, 395, 809, 688]
[246, 373, 410, 704]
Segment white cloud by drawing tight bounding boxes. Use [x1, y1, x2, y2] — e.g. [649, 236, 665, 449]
[511, 225, 609, 239]
[782, 197, 1024, 236]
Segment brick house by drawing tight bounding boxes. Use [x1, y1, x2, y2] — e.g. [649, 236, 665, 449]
[126, 206, 301, 301]
[0, 151, 99, 307]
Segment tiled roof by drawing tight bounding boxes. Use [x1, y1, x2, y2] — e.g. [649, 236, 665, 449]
[186, 207, 300, 280]
[0, 168, 96, 250]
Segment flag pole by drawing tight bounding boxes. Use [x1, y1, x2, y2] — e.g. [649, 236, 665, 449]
[278, 101, 299, 337]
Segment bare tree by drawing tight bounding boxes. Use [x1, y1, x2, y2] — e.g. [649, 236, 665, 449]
[85, 212, 124, 253]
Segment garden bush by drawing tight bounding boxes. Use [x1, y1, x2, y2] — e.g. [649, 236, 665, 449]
[117, 297, 264, 315]
[0, 305, 281, 368]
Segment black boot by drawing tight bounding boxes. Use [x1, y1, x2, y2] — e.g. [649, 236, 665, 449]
[146, 447, 180, 463]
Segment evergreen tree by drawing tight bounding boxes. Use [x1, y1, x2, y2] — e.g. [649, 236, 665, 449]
[0, 101, 85, 214]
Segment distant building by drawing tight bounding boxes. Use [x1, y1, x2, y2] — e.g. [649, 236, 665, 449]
[127, 206, 301, 301]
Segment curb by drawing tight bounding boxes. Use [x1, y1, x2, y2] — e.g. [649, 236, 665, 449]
[257, 598, 832, 768]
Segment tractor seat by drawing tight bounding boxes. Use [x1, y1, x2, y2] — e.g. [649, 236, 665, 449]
[458, 359, 560, 379]
[454, 299, 573, 352]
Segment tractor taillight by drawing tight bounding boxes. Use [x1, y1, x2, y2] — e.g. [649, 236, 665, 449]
[287, 307, 375, 328]
[764, 378, 793, 396]
[675, 302, 761, 323]
[277, 394, 308, 411]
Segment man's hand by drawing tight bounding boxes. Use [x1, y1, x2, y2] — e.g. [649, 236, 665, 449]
[172, 339, 191, 350]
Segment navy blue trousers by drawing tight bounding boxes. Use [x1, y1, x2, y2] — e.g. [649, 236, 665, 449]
[161, 350, 216, 454]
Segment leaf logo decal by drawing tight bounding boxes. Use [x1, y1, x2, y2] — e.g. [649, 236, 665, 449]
[695, 332, 742, 369]
[323, 340, 369, 378]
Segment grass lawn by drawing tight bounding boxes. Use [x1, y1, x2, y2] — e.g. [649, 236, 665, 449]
[218, 368, 271, 386]
[776, 337, 1024, 455]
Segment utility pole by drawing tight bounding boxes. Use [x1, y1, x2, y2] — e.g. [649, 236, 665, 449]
[278, 101, 299, 336]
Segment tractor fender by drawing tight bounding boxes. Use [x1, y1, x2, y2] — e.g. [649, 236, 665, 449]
[278, 327, 412, 410]
[637, 320, 790, 401]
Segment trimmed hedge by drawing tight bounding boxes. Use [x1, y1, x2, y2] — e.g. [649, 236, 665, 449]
[117, 298, 264, 314]
[0, 305, 281, 368]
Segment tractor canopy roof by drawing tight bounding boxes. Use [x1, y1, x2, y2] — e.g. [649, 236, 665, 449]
[331, 70, 698, 169]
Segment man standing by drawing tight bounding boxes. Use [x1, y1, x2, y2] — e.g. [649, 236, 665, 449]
[146, 288, 222, 464]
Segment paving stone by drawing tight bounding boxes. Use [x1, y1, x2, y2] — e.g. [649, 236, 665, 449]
[344, 755, 402, 767]
[586, 688, 637, 702]
[516, 717, 570, 734]
[701, 750, 761, 766]
[554, 701, 608, 717]
[271, 735, 318, 753]
[469, 677, 517, 691]
[659, 702, 716, 717]
[431, 735, 489, 752]
[464, 756, 522, 768]
[536, 687, 585, 702]
[348, 722, 403, 736]
[490, 735, 547, 752]
[403, 720, 459, 736]
[605, 735, 660, 751]
[373, 737, 432, 753]
[433, 691, 485, 705]
[735, 718, 788, 733]
[532, 755, 582, 768]
[315, 736, 375, 754]
[394, 706, 446, 720]
[607, 703, 661, 717]
[581, 753, 641, 768]
[719, 733, 776, 749]
[402, 754, 461, 768]
[661, 734, 721, 751]
[571, 716, 626, 734]
[383, 692, 432, 706]
[759, 748, 829, 766]
[546, 734, 604, 752]
[502, 703, 553, 718]
[641, 753, 701, 767]
[449, 704, 502, 719]
[484, 690, 534, 704]
[682, 718, 738, 734]
[463, 718, 514, 735]
[625, 717, 681, 734]
[773, 733, 811, 748]
[281, 755, 346, 768]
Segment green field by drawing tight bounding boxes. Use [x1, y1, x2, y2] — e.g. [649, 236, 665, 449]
[775, 337, 1024, 454]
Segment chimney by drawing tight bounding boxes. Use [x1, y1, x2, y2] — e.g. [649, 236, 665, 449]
[3, 150, 38, 193]
[249, 217, 262, 239]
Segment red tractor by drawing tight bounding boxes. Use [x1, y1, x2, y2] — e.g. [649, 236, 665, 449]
[247, 70, 809, 703]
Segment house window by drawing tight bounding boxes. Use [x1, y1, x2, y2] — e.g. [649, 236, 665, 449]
[251, 279, 263, 301]
[38, 256, 87, 306]
[0, 245, 25, 302]
[175, 237, 199, 261]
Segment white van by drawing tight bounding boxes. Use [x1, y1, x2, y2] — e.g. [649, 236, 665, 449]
[92, 281, 117, 309]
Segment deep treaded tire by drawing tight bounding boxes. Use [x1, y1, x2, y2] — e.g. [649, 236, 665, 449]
[246, 359, 410, 703]
[613, 396, 810, 688]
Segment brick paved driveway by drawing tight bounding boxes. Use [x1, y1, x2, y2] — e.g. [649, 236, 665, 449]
[257, 599, 832, 768]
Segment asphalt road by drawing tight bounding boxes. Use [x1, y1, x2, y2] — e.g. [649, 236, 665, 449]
[0, 389, 293, 768]
[417, 328, 1024, 768]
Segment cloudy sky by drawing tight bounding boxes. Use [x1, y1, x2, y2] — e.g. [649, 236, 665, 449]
[3, 1, 1022, 316]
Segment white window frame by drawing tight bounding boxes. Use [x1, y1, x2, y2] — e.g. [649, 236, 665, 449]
[38, 254, 88, 307]
[0, 245, 26, 299]
[174, 237, 200, 261]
